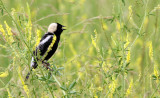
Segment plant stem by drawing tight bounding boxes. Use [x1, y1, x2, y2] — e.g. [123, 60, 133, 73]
[52, 74, 66, 96]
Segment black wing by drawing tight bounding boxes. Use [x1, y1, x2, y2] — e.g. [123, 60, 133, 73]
[40, 33, 48, 42]
[37, 34, 53, 56]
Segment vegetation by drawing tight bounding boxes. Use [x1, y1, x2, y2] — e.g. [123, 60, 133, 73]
[0, 0, 160, 97]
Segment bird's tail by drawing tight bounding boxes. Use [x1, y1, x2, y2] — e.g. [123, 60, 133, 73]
[25, 57, 38, 81]
[25, 72, 31, 81]
[25, 69, 32, 81]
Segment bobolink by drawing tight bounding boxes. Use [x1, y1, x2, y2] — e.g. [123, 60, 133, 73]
[25, 23, 65, 80]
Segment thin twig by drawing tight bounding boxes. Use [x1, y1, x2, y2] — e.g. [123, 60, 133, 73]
[33, 13, 69, 24]
[67, 16, 113, 32]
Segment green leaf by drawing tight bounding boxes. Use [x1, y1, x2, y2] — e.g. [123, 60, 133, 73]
[118, 58, 122, 65]
[38, 77, 46, 81]
[117, 86, 122, 90]
[48, 79, 56, 83]
[60, 86, 67, 91]
[1, 9, 3, 15]
[47, 72, 51, 79]
[18, 91, 21, 96]
[126, 68, 134, 71]
[68, 90, 77, 94]
[126, 62, 130, 67]
[122, 0, 125, 6]
[152, 75, 157, 80]
[57, 67, 64, 70]
[69, 80, 76, 90]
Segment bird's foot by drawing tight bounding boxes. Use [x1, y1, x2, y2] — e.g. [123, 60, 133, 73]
[42, 61, 53, 71]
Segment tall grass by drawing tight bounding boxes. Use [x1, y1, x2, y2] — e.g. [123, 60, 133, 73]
[0, 0, 160, 97]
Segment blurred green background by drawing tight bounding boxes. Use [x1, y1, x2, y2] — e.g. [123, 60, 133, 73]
[0, 0, 160, 97]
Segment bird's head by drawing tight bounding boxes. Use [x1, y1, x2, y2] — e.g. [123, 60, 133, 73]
[47, 23, 66, 36]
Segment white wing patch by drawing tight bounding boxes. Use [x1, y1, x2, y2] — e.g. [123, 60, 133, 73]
[30, 57, 34, 67]
[39, 36, 52, 45]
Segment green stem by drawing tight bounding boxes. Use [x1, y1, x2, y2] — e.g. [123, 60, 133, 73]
[52, 74, 66, 96]
[100, 16, 119, 65]
[130, 0, 149, 48]
[150, 82, 160, 97]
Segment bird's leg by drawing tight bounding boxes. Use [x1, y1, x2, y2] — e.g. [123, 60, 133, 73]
[42, 61, 53, 78]
[42, 61, 53, 71]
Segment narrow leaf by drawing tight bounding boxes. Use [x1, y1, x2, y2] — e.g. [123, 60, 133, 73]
[60, 86, 67, 91]
[69, 80, 76, 90]
[122, 0, 125, 6]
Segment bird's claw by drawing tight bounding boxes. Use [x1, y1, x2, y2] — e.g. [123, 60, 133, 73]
[42, 61, 53, 71]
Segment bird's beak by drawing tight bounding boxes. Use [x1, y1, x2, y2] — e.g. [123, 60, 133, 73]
[62, 25, 66, 30]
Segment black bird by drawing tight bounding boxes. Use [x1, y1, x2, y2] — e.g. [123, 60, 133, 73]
[25, 23, 65, 80]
